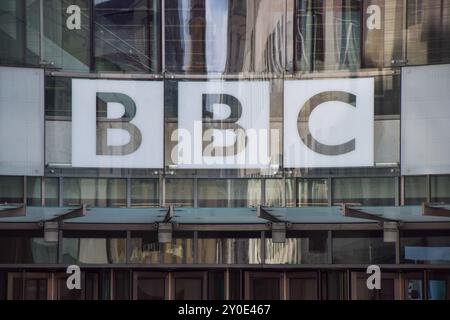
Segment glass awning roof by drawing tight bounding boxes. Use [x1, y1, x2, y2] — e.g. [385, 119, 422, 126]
[1, 205, 450, 224]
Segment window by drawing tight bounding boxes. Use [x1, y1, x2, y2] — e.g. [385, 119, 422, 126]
[165, 179, 193, 207]
[431, 175, 450, 203]
[44, 178, 59, 206]
[295, 0, 361, 72]
[407, 0, 450, 65]
[27, 177, 41, 206]
[265, 231, 328, 264]
[0, 176, 23, 204]
[401, 230, 450, 264]
[0, 231, 57, 264]
[131, 178, 159, 207]
[404, 176, 427, 205]
[43, 0, 90, 71]
[130, 232, 160, 264]
[0, 0, 40, 66]
[333, 231, 396, 264]
[63, 178, 126, 207]
[62, 231, 127, 264]
[298, 179, 328, 206]
[197, 232, 262, 264]
[265, 179, 284, 207]
[165, 0, 285, 73]
[333, 177, 396, 206]
[198, 179, 261, 207]
[94, 0, 161, 72]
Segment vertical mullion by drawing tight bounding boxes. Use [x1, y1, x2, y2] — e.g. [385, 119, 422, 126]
[58, 176, 63, 207]
[90, 0, 95, 72]
[126, 177, 131, 208]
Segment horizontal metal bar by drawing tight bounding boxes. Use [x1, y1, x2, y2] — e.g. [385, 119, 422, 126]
[0, 264, 449, 270]
[45, 71, 163, 79]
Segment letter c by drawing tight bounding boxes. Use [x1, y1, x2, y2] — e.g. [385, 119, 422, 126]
[297, 91, 356, 156]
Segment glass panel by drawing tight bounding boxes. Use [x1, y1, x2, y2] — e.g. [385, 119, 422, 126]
[332, 177, 396, 206]
[431, 175, 450, 203]
[0, 0, 41, 66]
[63, 178, 126, 207]
[45, 76, 72, 117]
[175, 277, 202, 300]
[131, 178, 159, 207]
[165, 179, 193, 207]
[265, 231, 328, 264]
[0, 176, 23, 204]
[285, 179, 296, 207]
[298, 179, 328, 206]
[43, 0, 90, 71]
[0, 232, 57, 264]
[198, 179, 261, 207]
[407, 0, 450, 65]
[295, 0, 361, 72]
[265, 179, 284, 207]
[137, 277, 165, 300]
[113, 270, 130, 300]
[321, 271, 346, 300]
[404, 273, 424, 300]
[24, 279, 47, 300]
[165, 0, 285, 73]
[94, 0, 160, 72]
[401, 231, 450, 264]
[197, 232, 261, 264]
[44, 178, 59, 206]
[162, 232, 195, 264]
[427, 272, 450, 300]
[362, 0, 405, 68]
[404, 176, 427, 205]
[333, 231, 396, 264]
[289, 277, 317, 300]
[208, 271, 225, 300]
[374, 75, 401, 115]
[26, 177, 41, 206]
[130, 232, 160, 264]
[62, 232, 127, 264]
[251, 277, 280, 300]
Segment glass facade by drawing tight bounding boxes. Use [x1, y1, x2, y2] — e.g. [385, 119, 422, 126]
[1, 0, 450, 301]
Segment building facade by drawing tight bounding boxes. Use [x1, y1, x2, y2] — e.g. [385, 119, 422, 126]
[0, 0, 450, 300]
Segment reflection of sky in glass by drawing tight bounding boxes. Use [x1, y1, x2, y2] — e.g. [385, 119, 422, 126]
[205, 0, 228, 72]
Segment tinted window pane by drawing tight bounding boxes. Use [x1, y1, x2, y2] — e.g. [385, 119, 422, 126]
[62, 232, 126, 264]
[405, 176, 427, 205]
[265, 179, 284, 207]
[198, 179, 261, 207]
[295, 0, 361, 72]
[137, 277, 165, 300]
[0, 232, 57, 264]
[131, 178, 159, 207]
[27, 177, 41, 206]
[63, 178, 126, 207]
[165, 179, 193, 207]
[130, 232, 160, 264]
[175, 278, 202, 300]
[407, 0, 450, 65]
[333, 231, 396, 264]
[43, 0, 90, 71]
[265, 231, 328, 264]
[298, 179, 328, 206]
[401, 231, 450, 264]
[0, 176, 23, 204]
[431, 175, 450, 203]
[251, 277, 280, 300]
[94, 0, 160, 72]
[0, 0, 40, 66]
[44, 178, 59, 206]
[333, 177, 396, 206]
[165, 0, 285, 73]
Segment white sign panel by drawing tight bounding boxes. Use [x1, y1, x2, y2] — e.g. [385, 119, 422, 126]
[284, 78, 374, 168]
[175, 81, 271, 168]
[0, 67, 44, 176]
[72, 79, 164, 168]
[401, 64, 450, 175]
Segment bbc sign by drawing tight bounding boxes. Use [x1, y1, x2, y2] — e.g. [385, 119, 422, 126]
[71, 78, 374, 169]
